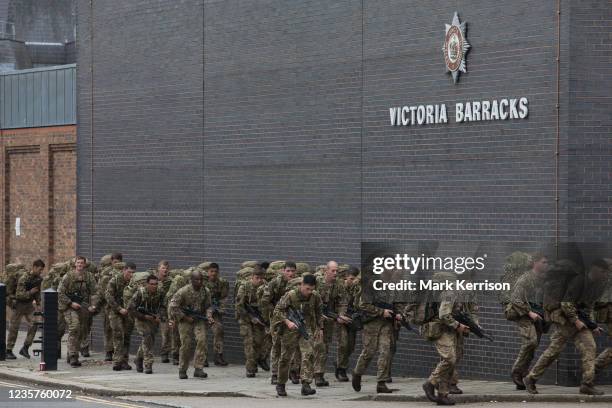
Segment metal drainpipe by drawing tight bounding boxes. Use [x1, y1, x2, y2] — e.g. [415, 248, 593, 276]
[554, 0, 561, 386]
[89, 0, 95, 258]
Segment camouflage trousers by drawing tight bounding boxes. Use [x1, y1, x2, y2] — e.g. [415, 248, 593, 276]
[63, 308, 92, 359]
[337, 323, 357, 369]
[353, 319, 393, 382]
[159, 308, 170, 357]
[135, 319, 159, 368]
[210, 315, 224, 354]
[270, 328, 281, 375]
[169, 320, 181, 358]
[313, 319, 334, 374]
[595, 322, 612, 371]
[80, 313, 92, 350]
[512, 317, 541, 375]
[7, 302, 38, 350]
[239, 320, 266, 372]
[101, 308, 114, 353]
[178, 320, 208, 372]
[528, 322, 596, 385]
[428, 329, 459, 397]
[108, 311, 134, 365]
[278, 328, 315, 385]
[451, 332, 465, 386]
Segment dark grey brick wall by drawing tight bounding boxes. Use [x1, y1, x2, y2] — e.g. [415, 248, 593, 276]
[77, 0, 611, 385]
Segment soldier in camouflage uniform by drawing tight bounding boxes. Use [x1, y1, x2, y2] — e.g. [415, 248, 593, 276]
[155, 260, 172, 363]
[58, 256, 98, 367]
[129, 274, 163, 374]
[169, 270, 215, 379]
[421, 272, 470, 406]
[352, 273, 401, 394]
[314, 261, 347, 386]
[105, 262, 136, 371]
[204, 262, 229, 366]
[96, 253, 123, 361]
[272, 274, 323, 397]
[6, 260, 44, 359]
[594, 262, 612, 375]
[508, 254, 548, 389]
[336, 266, 361, 381]
[236, 268, 267, 377]
[524, 259, 610, 395]
[261, 261, 297, 384]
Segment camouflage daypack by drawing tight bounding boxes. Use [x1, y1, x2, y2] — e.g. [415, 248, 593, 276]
[3, 263, 27, 307]
[498, 251, 532, 321]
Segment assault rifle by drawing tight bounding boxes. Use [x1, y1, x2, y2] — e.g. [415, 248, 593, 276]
[244, 303, 268, 326]
[373, 301, 413, 331]
[182, 307, 209, 322]
[452, 310, 493, 342]
[322, 304, 339, 320]
[529, 302, 551, 333]
[577, 309, 606, 333]
[210, 300, 222, 317]
[287, 307, 309, 340]
[347, 304, 364, 331]
[136, 306, 159, 320]
[25, 276, 43, 292]
[68, 292, 94, 312]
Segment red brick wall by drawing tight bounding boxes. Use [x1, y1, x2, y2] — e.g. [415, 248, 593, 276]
[0, 126, 76, 270]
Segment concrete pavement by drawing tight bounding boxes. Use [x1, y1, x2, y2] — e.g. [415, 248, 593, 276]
[1, 331, 611, 404]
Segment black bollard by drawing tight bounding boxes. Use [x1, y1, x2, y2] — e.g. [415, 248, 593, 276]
[41, 289, 58, 370]
[0, 284, 5, 360]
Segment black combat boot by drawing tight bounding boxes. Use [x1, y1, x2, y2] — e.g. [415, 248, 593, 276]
[5, 349, 16, 359]
[289, 369, 300, 384]
[193, 368, 208, 378]
[511, 370, 525, 390]
[203, 360, 209, 367]
[437, 395, 456, 406]
[19, 346, 31, 359]
[377, 381, 392, 393]
[351, 373, 362, 392]
[179, 370, 188, 379]
[144, 367, 153, 374]
[246, 371, 256, 378]
[70, 356, 82, 368]
[80, 346, 90, 357]
[523, 375, 538, 394]
[112, 363, 122, 371]
[214, 353, 228, 366]
[271, 374, 278, 385]
[121, 361, 132, 370]
[449, 384, 463, 394]
[580, 383, 604, 395]
[161, 354, 170, 363]
[315, 373, 329, 387]
[301, 381, 316, 396]
[172, 354, 179, 365]
[258, 358, 270, 371]
[386, 377, 393, 383]
[135, 357, 144, 373]
[422, 381, 437, 402]
[104, 351, 113, 362]
[276, 384, 287, 397]
[337, 368, 349, 382]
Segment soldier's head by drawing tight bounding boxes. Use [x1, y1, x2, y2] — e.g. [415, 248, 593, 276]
[588, 259, 610, 282]
[251, 269, 264, 286]
[531, 253, 548, 277]
[75, 256, 87, 272]
[300, 273, 317, 297]
[146, 275, 159, 294]
[111, 253, 123, 265]
[157, 260, 169, 280]
[191, 270, 203, 290]
[283, 261, 297, 281]
[207, 263, 219, 281]
[123, 262, 136, 281]
[32, 259, 45, 275]
[344, 266, 360, 286]
[325, 260, 338, 283]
